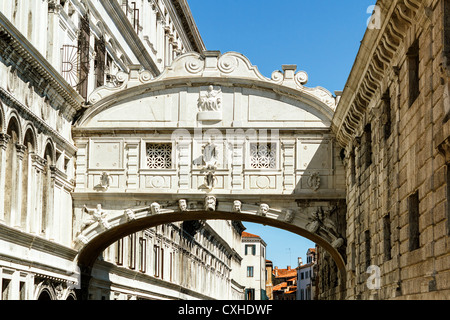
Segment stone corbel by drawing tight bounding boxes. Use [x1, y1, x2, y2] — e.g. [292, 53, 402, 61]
[31, 154, 47, 173]
[15, 143, 27, 160]
[0, 133, 11, 150]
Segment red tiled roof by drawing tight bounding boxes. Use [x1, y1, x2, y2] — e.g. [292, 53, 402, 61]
[242, 231, 260, 238]
[273, 282, 287, 291]
[273, 268, 297, 279]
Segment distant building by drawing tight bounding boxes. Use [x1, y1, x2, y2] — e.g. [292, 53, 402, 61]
[297, 248, 316, 300]
[265, 259, 273, 300]
[241, 231, 267, 300]
[272, 265, 297, 300]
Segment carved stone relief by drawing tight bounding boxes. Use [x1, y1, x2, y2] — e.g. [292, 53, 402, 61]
[82, 204, 110, 230]
[197, 85, 223, 121]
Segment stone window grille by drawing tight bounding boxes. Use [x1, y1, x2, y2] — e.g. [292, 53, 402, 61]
[249, 143, 277, 169]
[146, 143, 172, 169]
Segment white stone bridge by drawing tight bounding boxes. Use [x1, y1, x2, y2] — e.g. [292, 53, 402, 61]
[71, 51, 347, 298]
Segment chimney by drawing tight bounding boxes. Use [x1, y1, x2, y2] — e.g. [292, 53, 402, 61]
[287, 266, 291, 270]
[298, 257, 303, 266]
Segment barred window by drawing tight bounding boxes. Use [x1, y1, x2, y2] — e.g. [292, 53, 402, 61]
[250, 143, 276, 169]
[146, 143, 172, 169]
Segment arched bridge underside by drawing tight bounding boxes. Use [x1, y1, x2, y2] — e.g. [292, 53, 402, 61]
[72, 51, 347, 299]
[75, 197, 347, 298]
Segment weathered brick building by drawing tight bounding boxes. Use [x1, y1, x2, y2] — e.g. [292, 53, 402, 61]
[326, 0, 450, 299]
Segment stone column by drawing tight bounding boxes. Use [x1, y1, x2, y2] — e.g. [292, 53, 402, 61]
[281, 139, 296, 192]
[230, 138, 244, 191]
[30, 154, 46, 234]
[177, 140, 191, 190]
[126, 141, 140, 191]
[12, 143, 26, 228]
[0, 133, 11, 222]
[156, 17, 165, 65]
[74, 141, 88, 190]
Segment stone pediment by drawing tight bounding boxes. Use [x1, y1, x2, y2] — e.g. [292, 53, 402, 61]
[87, 51, 336, 111]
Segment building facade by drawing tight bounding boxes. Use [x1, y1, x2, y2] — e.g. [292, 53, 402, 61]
[272, 265, 297, 300]
[241, 231, 267, 300]
[326, 0, 450, 300]
[0, 0, 248, 300]
[297, 248, 316, 300]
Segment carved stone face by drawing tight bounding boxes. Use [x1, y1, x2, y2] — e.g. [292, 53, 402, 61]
[151, 202, 161, 215]
[233, 200, 242, 213]
[259, 204, 269, 216]
[285, 210, 294, 223]
[179, 199, 187, 211]
[205, 196, 216, 211]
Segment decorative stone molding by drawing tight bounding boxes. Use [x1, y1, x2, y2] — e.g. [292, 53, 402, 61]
[333, 0, 422, 146]
[0, 133, 11, 150]
[284, 209, 295, 223]
[87, 51, 336, 112]
[307, 172, 321, 191]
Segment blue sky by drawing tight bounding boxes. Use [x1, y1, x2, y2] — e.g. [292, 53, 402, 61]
[188, 0, 375, 268]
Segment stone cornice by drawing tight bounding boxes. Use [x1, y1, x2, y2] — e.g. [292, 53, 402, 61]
[0, 87, 78, 156]
[101, 0, 160, 76]
[331, 0, 422, 147]
[0, 11, 85, 114]
[81, 51, 336, 126]
[165, 0, 206, 53]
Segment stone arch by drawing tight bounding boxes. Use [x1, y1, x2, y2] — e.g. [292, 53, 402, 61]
[6, 112, 22, 143]
[72, 51, 345, 300]
[74, 200, 347, 300]
[23, 124, 37, 153]
[4, 114, 22, 226]
[35, 286, 55, 301]
[42, 138, 55, 165]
